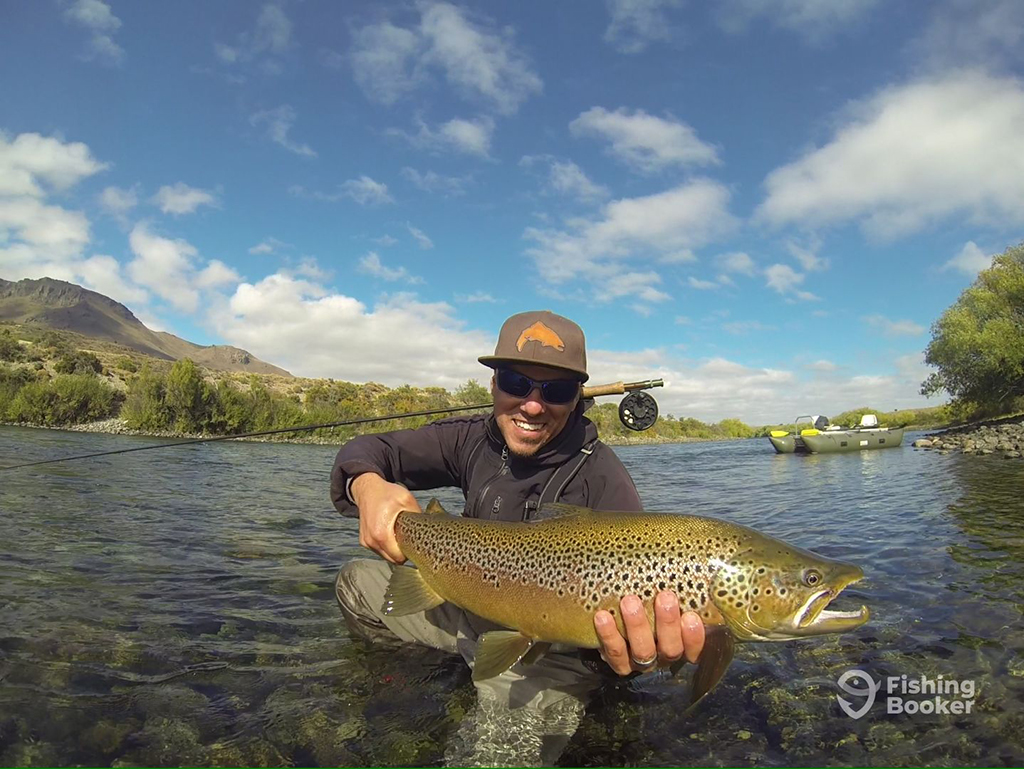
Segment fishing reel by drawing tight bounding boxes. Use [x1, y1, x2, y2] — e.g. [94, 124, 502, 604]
[582, 378, 663, 432]
[619, 390, 659, 432]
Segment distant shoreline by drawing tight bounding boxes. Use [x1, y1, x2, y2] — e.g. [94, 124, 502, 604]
[1, 418, 714, 447]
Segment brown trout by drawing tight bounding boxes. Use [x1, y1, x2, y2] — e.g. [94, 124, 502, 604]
[383, 499, 868, 708]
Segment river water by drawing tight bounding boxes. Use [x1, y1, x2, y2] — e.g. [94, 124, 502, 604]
[1, 425, 1023, 766]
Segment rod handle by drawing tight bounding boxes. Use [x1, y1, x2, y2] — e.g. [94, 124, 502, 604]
[582, 378, 664, 399]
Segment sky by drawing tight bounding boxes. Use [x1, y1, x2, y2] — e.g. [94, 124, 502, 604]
[2, 0, 1023, 425]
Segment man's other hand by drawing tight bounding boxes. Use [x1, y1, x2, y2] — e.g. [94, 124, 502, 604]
[350, 473, 421, 564]
[593, 592, 705, 675]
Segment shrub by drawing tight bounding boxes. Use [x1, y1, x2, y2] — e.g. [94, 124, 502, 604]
[54, 351, 103, 375]
[0, 330, 22, 362]
[165, 359, 213, 433]
[122, 365, 171, 431]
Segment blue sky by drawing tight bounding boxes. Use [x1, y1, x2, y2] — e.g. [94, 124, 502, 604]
[2, 0, 1023, 424]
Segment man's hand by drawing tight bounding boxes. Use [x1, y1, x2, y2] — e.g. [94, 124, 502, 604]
[350, 473, 421, 564]
[593, 592, 705, 675]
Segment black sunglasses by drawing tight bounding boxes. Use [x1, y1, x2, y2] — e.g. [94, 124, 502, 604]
[495, 369, 580, 405]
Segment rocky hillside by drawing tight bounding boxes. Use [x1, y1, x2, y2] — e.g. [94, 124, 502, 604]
[0, 277, 291, 377]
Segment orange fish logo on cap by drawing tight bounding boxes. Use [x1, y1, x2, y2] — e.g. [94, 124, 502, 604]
[516, 321, 565, 352]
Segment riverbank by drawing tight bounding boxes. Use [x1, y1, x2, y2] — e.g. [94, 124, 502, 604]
[913, 414, 1024, 459]
[6, 417, 708, 447]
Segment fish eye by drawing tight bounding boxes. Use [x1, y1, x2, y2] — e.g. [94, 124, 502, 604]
[803, 569, 822, 587]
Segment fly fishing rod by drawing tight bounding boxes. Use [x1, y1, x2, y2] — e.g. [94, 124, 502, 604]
[0, 378, 664, 471]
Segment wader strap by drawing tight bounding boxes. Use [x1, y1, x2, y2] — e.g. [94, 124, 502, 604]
[525, 439, 597, 519]
[461, 434, 489, 518]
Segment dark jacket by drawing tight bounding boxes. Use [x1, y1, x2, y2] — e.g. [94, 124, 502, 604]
[330, 407, 642, 520]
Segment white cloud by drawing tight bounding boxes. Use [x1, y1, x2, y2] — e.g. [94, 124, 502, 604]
[209, 273, 492, 388]
[717, 0, 878, 41]
[786, 239, 828, 271]
[248, 237, 290, 255]
[765, 263, 804, 293]
[151, 183, 219, 215]
[98, 185, 138, 221]
[524, 179, 736, 290]
[604, 0, 682, 54]
[214, 3, 291, 69]
[0, 198, 91, 260]
[350, 21, 423, 105]
[806, 360, 837, 372]
[757, 71, 1024, 237]
[715, 251, 756, 276]
[253, 5, 291, 54]
[373, 234, 399, 247]
[864, 315, 927, 337]
[77, 254, 149, 305]
[351, 3, 542, 114]
[358, 252, 423, 284]
[457, 291, 497, 303]
[521, 155, 609, 200]
[63, 0, 125, 64]
[942, 240, 994, 276]
[407, 224, 434, 249]
[127, 223, 200, 312]
[911, 0, 1024, 71]
[570, 107, 719, 173]
[592, 270, 672, 304]
[341, 176, 394, 206]
[0, 132, 108, 197]
[250, 105, 316, 157]
[723, 320, 775, 334]
[196, 260, 242, 289]
[401, 167, 471, 196]
[687, 276, 718, 290]
[549, 160, 608, 200]
[390, 115, 494, 157]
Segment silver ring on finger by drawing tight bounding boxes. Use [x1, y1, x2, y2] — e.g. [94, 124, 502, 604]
[630, 652, 658, 670]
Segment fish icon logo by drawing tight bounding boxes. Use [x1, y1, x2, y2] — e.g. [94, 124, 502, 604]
[516, 322, 565, 352]
[837, 669, 879, 719]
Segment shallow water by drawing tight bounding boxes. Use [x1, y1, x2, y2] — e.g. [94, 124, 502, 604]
[1, 425, 1022, 766]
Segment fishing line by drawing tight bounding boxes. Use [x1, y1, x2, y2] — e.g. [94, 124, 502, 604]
[0, 403, 492, 471]
[0, 378, 663, 471]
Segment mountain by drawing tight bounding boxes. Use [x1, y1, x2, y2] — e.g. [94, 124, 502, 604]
[0, 277, 292, 377]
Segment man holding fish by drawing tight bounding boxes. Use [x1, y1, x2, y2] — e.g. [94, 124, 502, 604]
[330, 311, 706, 732]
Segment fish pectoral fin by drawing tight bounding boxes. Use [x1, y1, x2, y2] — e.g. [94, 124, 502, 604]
[423, 498, 448, 515]
[381, 565, 445, 616]
[519, 641, 551, 666]
[683, 625, 736, 716]
[472, 631, 535, 682]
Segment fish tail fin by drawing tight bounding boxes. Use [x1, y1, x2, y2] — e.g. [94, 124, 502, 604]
[472, 631, 535, 682]
[681, 626, 735, 716]
[382, 565, 445, 616]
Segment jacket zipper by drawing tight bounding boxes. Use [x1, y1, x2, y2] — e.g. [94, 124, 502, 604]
[476, 445, 509, 519]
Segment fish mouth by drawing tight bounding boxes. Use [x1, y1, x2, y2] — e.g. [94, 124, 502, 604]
[789, 573, 869, 637]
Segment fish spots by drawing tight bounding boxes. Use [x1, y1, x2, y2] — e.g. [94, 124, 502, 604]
[396, 512, 772, 623]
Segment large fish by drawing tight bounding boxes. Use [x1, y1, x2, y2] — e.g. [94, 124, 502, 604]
[383, 500, 869, 709]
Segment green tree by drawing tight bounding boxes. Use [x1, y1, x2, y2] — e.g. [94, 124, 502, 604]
[54, 350, 103, 375]
[165, 359, 212, 432]
[922, 243, 1024, 414]
[122, 364, 171, 431]
[0, 330, 22, 362]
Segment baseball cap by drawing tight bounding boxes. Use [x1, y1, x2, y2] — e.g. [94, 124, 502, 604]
[478, 310, 588, 382]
